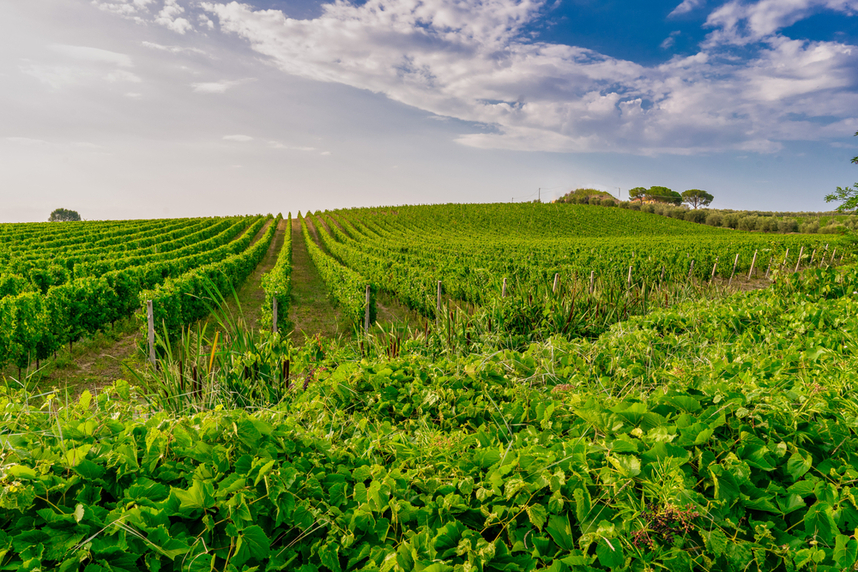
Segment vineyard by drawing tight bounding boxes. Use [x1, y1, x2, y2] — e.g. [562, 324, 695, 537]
[2, 203, 858, 571]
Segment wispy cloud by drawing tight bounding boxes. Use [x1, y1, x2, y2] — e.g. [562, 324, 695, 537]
[192, 79, 249, 93]
[92, 0, 157, 23]
[704, 0, 858, 46]
[269, 141, 317, 151]
[21, 44, 140, 89]
[48, 44, 133, 67]
[105, 69, 142, 83]
[223, 134, 253, 142]
[5, 137, 49, 146]
[661, 31, 681, 49]
[668, 0, 706, 17]
[141, 41, 207, 55]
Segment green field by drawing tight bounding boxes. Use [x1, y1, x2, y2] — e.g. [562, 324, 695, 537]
[1, 204, 858, 571]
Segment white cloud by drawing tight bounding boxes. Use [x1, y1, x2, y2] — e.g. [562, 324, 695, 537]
[141, 41, 207, 55]
[49, 44, 133, 67]
[20, 63, 80, 89]
[194, 0, 858, 155]
[5, 137, 49, 146]
[192, 79, 247, 93]
[704, 0, 858, 46]
[81, 0, 857, 156]
[105, 69, 143, 82]
[269, 141, 317, 151]
[21, 44, 140, 89]
[661, 31, 681, 49]
[223, 134, 253, 141]
[669, 0, 707, 17]
[154, 0, 193, 34]
[92, 0, 157, 23]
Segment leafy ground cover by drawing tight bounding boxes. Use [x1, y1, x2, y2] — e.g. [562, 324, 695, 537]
[2, 266, 858, 571]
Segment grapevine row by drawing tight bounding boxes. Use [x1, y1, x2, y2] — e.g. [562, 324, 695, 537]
[301, 214, 376, 328]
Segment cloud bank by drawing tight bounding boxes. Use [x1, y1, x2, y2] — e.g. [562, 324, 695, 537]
[95, 0, 858, 155]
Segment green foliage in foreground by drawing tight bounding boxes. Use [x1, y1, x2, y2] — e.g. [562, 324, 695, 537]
[3, 268, 858, 571]
[825, 183, 858, 213]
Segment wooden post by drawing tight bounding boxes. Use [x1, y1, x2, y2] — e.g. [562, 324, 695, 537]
[436, 280, 442, 325]
[782, 248, 789, 269]
[502, 277, 507, 298]
[687, 260, 694, 280]
[765, 259, 772, 280]
[830, 248, 837, 265]
[589, 271, 595, 295]
[709, 257, 718, 284]
[552, 273, 560, 294]
[146, 300, 156, 368]
[272, 295, 278, 333]
[627, 266, 633, 289]
[794, 246, 805, 272]
[364, 285, 371, 331]
[809, 249, 816, 266]
[728, 253, 739, 286]
[660, 266, 666, 282]
[747, 250, 757, 280]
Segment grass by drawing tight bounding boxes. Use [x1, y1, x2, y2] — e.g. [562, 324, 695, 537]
[288, 216, 353, 340]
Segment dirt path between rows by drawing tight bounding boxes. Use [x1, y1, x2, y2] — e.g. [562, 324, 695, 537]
[304, 214, 422, 336]
[201, 218, 285, 331]
[288, 216, 351, 341]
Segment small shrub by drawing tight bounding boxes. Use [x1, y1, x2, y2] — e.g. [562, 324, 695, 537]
[819, 223, 845, 235]
[738, 216, 758, 231]
[684, 210, 707, 224]
[705, 212, 723, 227]
[758, 217, 777, 232]
[601, 198, 616, 207]
[629, 203, 641, 211]
[619, 201, 630, 209]
[799, 220, 820, 234]
[778, 219, 799, 233]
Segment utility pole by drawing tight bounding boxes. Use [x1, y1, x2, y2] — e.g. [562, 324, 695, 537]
[538, 188, 541, 202]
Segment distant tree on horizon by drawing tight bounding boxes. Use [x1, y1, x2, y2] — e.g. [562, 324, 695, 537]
[49, 208, 81, 222]
[628, 187, 647, 203]
[682, 189, 714, 209]
[647, 186, 682, 205]
[825, 131, 858, 212]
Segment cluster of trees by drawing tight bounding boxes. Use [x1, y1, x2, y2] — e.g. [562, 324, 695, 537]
[625, 201, 854, 234]
[629, 186, 714, 209]
[49, 208, 81, 222]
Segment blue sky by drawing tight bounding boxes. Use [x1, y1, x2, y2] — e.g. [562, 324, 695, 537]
[1, 0, 857, 222]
